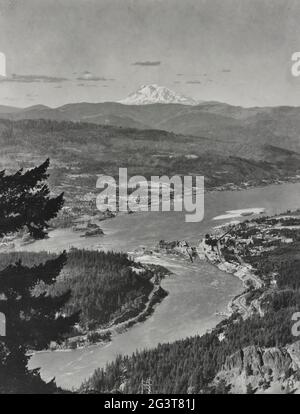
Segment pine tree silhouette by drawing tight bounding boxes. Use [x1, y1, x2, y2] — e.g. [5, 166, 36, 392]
[0, 159, 64, 239]
[0, 160, 79, 393]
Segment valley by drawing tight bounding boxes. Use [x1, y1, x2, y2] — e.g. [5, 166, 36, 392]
[27, 181, 300, 389]
[1, 89, 300, 393]
[2, 0, 300, 396]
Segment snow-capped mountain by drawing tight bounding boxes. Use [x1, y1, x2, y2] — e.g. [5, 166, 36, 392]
[119, 84, 198, 105]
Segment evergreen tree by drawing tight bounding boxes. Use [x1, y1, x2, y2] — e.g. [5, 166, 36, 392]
[0, 158, 64, 239]
[0, 160, 79, 393]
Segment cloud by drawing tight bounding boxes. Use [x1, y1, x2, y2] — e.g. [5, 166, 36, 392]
[0, 74, 68, 83]
[132, 61, 161, 66]
[76, 71, 114, 81]
[26, 93, 38, 98]
[3, 97, 17, 102]
[186, 80, 201, 84]
[77, 83, 98, 88]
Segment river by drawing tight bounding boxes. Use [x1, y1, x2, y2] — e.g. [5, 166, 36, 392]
[27, 182, 300, 389]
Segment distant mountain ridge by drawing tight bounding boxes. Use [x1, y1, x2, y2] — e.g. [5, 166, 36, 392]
[1, 99, 300, 154]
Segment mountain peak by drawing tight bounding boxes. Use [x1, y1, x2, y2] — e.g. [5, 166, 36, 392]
[119, 84, 198, 105]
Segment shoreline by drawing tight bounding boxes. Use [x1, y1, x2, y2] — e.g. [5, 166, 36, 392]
[197, 236, 264, 319]
[30, 223, 264, 353]
[25, 182, 300, 355]
[45, 175, 300, 235]
[5, 178, 300, 254]
[33, 267, 169, 353]
[26, 184, 300, 390]
[31, 249, 237, 357]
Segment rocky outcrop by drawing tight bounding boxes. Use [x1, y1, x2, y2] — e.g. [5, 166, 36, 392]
[213, 341, 300, 393]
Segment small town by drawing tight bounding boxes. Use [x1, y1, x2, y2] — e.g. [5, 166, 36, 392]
[150, 210, 300, 322]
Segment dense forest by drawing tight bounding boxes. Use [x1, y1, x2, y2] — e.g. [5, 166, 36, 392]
[80, 242, 300, 393]
[0, 249, 166, 331]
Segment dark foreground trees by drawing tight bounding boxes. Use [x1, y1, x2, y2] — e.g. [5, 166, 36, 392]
[0, 160, 78, 393]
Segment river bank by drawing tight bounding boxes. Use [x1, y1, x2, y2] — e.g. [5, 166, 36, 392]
[198, 237, 263, 319]
[35, 232, 250, 354]
[48, 282, 168, 352]
[199, 209, 300, 322]
[40, 175, 300, 241]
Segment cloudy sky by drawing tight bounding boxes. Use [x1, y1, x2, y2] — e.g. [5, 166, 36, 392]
[1, 0, 300, 107]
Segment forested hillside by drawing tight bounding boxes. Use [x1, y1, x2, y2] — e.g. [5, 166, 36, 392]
[0, 119, 300, 198]
[0, 249, 166, 331]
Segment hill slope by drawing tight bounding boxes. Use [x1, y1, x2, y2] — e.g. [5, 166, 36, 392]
[1, 101, 300, 154]
[0, 118, 299, 201]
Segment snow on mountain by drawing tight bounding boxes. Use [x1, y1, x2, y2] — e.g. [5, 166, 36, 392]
[119, 84, 198, 105]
